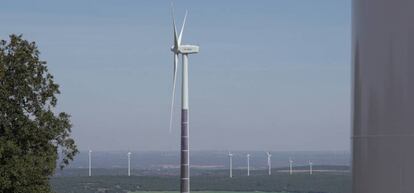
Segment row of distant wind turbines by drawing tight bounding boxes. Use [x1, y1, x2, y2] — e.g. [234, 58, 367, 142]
[87, 150, 314, 177]
[230, 152, 313, 177]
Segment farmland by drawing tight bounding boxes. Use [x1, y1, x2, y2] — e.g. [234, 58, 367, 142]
[51, 167, 350, 193]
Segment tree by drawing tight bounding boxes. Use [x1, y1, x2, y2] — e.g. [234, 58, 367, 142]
[0, 34, 78, 193]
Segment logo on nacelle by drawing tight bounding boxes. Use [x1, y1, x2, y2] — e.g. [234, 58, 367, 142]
[178, 45, 199, 54]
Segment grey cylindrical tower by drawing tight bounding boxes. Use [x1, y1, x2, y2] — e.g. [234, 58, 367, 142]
[181, 54, 190, 193]
[352, 0, 414, 193]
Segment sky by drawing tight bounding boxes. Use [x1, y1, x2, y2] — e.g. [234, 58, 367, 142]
[0, 0, 351, 151]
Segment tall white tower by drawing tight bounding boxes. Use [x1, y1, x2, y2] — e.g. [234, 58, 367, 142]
[88, 149, 92, 177]
[127, 152, 131, 176]
[266, 152, 272, 175]
[246, 154, 250, 176]
[228, 152, 233, 178]
[309, 160, 313, 175]
[289, 158, 293, 175]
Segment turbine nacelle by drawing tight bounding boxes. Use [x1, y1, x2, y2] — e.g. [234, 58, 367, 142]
[171, 45, 199, 54]
[179, 45, 199, 54]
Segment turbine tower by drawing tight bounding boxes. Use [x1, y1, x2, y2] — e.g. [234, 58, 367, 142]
[88, 149, 92, 177]
[246, 154, 250, 176]
[228, 152, 233, 178]
[127, 152, 131, 176]
[352, 1, 414, 192]
[169, 5, 199, 193]
[289, 158, 293, 175]
[266, 152, 272, 175]
[309, 160, 313, 175]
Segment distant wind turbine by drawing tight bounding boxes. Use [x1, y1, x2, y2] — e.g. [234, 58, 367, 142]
[266, 152, 272, 175]
[168, 4, 199, 193]
[228, 152, 233, 178]
[247, 154, 250, 176]
[289, 158, 293, 175]
[128, 152, 132, 176]
[309, 160, 313, 175]
[88, 149, 92, 177]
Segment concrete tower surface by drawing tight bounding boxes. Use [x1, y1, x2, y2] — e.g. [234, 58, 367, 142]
[353, 0, 414, 192]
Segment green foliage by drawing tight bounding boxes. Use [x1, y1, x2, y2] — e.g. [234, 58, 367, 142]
[51, 169, 351, 193]
[0, 34, 78, 193]
[128, 192, 289, 193]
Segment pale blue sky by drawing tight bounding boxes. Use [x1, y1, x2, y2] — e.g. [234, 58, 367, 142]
[0, 0, 351, 151]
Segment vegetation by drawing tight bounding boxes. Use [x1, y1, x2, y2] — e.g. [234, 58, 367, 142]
[128, 192, 289, 193]
[0, 35, 78, 193]
[51, 168, 350, 193]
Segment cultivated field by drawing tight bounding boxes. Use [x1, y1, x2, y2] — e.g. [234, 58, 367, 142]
[128, 191, 290, 193]
[51, 166, 351, 193]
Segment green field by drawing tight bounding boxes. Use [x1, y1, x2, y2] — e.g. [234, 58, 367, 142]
[128, 192, 290, 193]
[51, 168, 351, 193]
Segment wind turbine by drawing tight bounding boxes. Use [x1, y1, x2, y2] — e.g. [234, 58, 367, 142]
[128, 152, 132, 176]
[228, 152, 233, 178]
[289, 158, 293, 175]
[247, 154, 250, 176]
[309, 160, 313, 175]
[266, 152, 272, 175]
[168, 5, 199, 193]
[88, 149, 92, 177]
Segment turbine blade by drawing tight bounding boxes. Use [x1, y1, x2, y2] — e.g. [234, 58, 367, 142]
[169, 53, 179, 133]
[178, 10, 188, 45]
[171, 3, 179, 48]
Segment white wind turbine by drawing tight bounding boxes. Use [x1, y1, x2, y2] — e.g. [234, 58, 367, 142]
[228, 152, 233, 178]
[88, 149, 92, 177]
[127, 152, 132, 176]
[168, 5, 199, 193]
[289, 157, 293, 175]
[266, 152, 272, 175]
[247, 154, 250, 176]
[309, 160, 313, 175]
